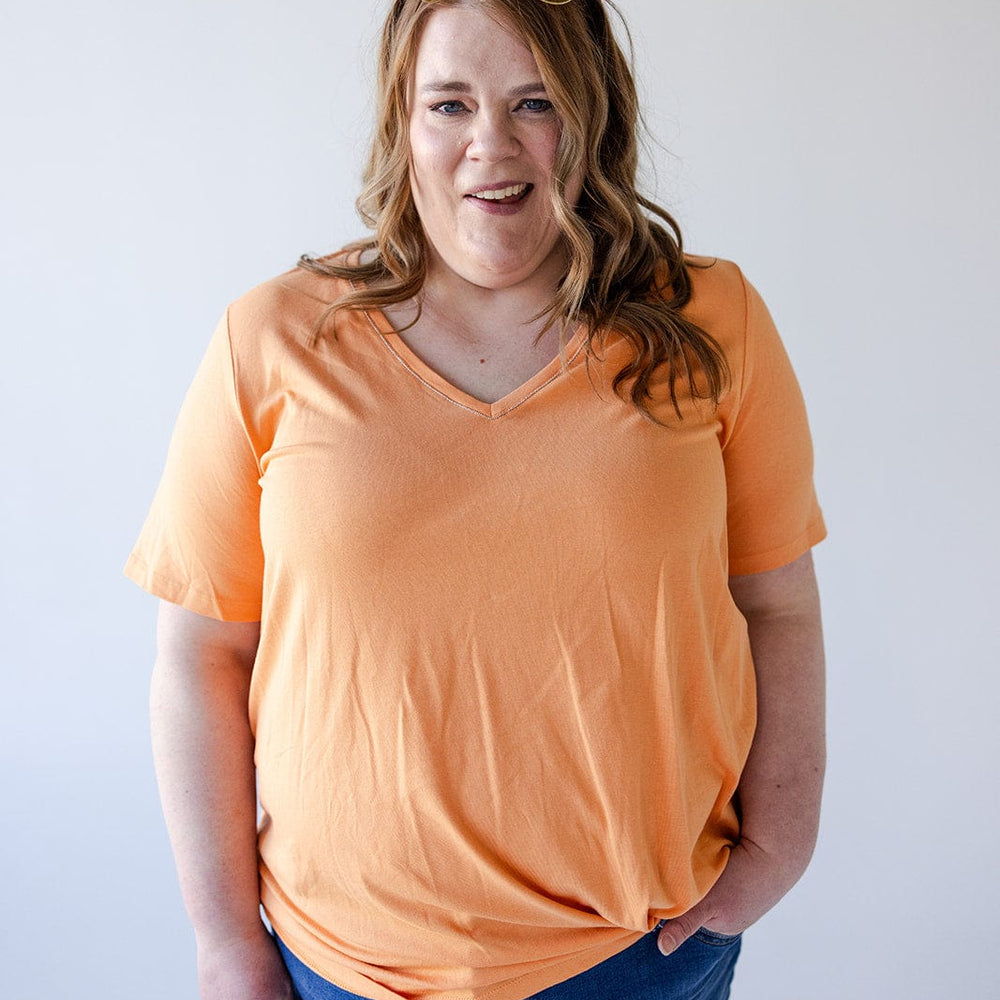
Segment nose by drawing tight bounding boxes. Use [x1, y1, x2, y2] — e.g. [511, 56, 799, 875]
[467, 110, 520, 162]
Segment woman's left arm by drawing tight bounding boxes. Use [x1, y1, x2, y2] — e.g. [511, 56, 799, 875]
[658, 550, 826, 953]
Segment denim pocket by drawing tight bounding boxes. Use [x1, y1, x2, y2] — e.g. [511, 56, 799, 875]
[692, 926, 742, 946]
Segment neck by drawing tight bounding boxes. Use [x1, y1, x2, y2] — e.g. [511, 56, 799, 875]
[418, 253, 565, 347]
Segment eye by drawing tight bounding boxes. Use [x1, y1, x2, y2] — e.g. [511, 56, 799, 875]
[429, 100, 468, 116]
[518, 98, 554, 114]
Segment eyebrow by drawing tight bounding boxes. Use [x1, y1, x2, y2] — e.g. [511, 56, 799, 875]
[417, 80, 548, 98]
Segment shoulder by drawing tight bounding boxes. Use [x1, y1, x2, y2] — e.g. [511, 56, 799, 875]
[681, 256, 751, 331]
[227, 259, 348, 336]
[678, 256, 794, 422]
[222, 250, 372, 362]
[682, 255, 785, 360]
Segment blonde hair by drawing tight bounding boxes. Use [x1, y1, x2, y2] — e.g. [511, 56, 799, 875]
[300, 0, 729, 418]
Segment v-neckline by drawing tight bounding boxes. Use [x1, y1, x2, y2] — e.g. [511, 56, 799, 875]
[362, 307, 589, 420]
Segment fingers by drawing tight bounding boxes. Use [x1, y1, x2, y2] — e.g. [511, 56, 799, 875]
[656, 910, 704, 956]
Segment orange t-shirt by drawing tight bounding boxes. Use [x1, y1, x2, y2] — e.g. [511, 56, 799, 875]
[126, 257, 825, 1000]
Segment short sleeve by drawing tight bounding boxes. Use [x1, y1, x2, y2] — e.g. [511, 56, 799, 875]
[722, 274, 827, 575]
[124, 311, 265, 620]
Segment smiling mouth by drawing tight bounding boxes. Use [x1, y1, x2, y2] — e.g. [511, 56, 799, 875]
[469, 183, 532, 204]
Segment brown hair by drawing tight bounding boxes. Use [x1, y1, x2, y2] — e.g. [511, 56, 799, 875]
[300, 0, 729, 418]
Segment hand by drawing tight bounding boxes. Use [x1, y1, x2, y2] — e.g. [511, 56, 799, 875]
[656, 835, 801, 956]
[196, 924, 296, 1000]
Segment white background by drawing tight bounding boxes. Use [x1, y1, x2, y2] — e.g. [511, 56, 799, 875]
[2, 1, 998, 997]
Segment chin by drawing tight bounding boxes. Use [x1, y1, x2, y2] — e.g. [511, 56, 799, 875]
[425, 228, 566, 291]
[465, 265, 546, 291]
[457, 246, 565, 290]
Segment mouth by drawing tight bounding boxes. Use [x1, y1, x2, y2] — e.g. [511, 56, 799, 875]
[467, 183, 532, 205]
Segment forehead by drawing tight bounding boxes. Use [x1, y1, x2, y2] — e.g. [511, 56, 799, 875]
[412, 5, 541, 85]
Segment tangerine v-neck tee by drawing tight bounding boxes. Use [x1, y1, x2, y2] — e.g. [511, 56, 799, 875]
[125, 256, 826, 1000]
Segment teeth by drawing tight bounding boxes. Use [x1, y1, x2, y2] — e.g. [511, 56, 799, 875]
[472, 184, 528, 201]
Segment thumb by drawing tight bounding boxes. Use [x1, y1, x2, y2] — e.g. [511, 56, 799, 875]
[657, 910, 705, 956]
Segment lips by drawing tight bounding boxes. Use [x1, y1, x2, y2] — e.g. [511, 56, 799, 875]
[467, 183, 532, 205]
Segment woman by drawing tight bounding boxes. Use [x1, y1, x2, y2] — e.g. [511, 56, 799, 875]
[127, 1, 826, 998]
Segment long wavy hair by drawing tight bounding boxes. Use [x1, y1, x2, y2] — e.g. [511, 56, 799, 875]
[300, 0, 729, 418]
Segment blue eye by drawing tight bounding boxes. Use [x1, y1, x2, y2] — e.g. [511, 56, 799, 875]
[520, 98, 554, 113]
[430, 101, 467, 115]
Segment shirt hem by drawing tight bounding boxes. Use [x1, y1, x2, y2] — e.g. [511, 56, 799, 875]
[727, 515, 828, 576]
[123, 552, 262, 622]
[263, 887, 647, 1000]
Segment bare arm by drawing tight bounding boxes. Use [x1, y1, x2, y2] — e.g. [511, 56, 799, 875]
[151, 600, 293, 999]
[658, 550, 826, 952]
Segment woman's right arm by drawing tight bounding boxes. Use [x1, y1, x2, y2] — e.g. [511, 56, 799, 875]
[151, 600, 294, 1000]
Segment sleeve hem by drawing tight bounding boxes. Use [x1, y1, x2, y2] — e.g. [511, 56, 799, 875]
[727, 516, 828, 577]
[123, 552, 263, 623]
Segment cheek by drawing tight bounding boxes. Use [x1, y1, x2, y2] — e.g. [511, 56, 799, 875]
[411, 164, 450, 213]
[540, 118, 565, 163]
[410, 126, 464, 190]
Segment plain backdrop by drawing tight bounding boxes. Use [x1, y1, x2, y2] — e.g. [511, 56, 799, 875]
[2, 1, 998, 997]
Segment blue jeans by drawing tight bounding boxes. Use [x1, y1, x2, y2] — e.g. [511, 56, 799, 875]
[275, 925, 741, 1000]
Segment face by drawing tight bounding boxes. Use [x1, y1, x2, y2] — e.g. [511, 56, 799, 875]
[407, 4, 584, 294]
